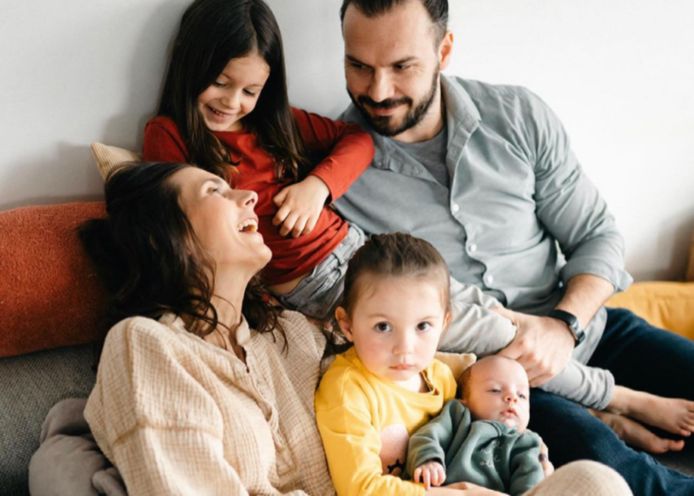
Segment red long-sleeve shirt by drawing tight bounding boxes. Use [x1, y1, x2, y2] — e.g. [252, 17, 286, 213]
[142, 109, 374, 284]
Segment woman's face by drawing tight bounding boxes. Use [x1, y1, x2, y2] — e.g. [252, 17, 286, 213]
[197, 52, 271, 132]
[170, 167, 271, 273]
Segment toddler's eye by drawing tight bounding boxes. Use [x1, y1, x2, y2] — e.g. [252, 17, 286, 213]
[416, 321, 432, 331]
[518, 392, 528, 400]
[374, 322, 391, 333]
[488, 388, 501, 394]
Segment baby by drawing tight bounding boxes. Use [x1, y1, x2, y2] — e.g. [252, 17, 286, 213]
[407, 355, 545, 495]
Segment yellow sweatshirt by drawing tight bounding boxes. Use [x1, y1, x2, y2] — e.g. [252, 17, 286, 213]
[315, 348, 456, 496]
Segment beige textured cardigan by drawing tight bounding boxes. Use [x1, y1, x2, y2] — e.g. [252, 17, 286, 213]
[84, 310, 335, 495]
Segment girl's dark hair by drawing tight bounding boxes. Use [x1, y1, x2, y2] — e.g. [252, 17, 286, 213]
[80, 161, 283, 343]
[159, 0, 308, 180]
[340, 0, 449, 44]
[341, 232, 451, 315]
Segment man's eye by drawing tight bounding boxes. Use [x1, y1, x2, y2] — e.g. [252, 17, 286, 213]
[416, 321, 432, 331]
[394, 64, 410, 71]
[374, 322, 391, 333]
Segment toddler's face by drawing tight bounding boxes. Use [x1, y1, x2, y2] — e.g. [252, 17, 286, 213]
[462, 356, 530, 432]
[337, 274, 448, 391]
[197, 51, 270, 132]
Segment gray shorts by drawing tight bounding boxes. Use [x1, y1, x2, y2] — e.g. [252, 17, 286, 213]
[275, 223, 367, 320]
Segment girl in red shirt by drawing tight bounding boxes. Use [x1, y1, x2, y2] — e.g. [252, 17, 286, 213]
[143, 0, 374, 319]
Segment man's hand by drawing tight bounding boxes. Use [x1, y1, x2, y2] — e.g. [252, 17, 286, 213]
[495, 308, 574, 386]
[414, 461, 446, 489]
[272, 175, 330, 237]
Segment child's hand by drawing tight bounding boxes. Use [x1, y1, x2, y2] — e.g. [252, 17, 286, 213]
[414, 460, 446, 489]
[272, 176, 330, 237]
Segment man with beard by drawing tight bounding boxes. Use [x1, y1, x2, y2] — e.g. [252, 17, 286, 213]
[331, 1, 694, 495]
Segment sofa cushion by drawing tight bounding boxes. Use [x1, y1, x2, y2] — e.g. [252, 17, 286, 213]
[90, 142, 141, 180]
[0, 344, 96, 495]
[0, 202, 108, 357]
[606, 281, 694, 340]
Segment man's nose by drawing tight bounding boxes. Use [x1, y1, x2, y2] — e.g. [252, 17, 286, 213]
[368, 69, 394, 103]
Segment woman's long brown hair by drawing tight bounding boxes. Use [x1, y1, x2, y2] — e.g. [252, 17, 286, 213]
[80, 162, 285, 349]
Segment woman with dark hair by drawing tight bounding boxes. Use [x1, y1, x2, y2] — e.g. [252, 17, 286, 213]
[79, 161, 334, 494]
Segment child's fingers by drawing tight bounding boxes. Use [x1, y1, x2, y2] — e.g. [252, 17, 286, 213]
[273, 204, 290, 226]
[272, 188, 288, 207]
[279, 213, 299, 236]
[413, 467, 422, 483]
[423, 469, 432, 489]
[291, 216, 308, 238]
[435, 466, 444, 486]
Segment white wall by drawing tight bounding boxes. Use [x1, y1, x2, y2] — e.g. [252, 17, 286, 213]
[2, 0, 693, 281]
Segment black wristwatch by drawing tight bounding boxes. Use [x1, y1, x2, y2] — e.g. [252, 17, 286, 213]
[547, 309, 585, 346]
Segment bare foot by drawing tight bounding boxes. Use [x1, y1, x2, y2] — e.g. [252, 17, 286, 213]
[590, 409, 686, 454]
[609, 386, 694, 437]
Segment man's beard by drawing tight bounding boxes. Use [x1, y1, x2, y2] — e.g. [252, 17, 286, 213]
[348, 70, 439, 137]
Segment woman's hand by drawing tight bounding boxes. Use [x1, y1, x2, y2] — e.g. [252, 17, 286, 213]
[272, 176, 329, 237]
[413, 460, 446, 488]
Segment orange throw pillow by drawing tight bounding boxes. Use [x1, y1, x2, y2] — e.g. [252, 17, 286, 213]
[0, 202, 108, 357]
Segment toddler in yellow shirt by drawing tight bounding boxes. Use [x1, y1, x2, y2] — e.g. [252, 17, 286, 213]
[315, 232, 464, 495]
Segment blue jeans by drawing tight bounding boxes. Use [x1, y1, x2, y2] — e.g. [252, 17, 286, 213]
[275, 223, 367, 320]
[528, 308, 694, 496]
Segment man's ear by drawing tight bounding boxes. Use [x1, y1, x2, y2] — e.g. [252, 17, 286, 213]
[335, 306, 354, 342]
[438, 31, 454, 71]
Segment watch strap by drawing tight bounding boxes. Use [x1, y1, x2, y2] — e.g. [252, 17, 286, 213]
[547, 309, 585, 346]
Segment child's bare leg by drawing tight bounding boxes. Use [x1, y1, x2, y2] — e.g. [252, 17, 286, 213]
[590, 409, 686, 454]
[608, 385, 694, 437]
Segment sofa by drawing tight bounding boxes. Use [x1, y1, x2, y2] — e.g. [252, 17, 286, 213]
[1, 158, 693, 494]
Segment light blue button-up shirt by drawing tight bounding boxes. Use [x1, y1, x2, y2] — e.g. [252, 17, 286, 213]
[335, 75, 633, 363]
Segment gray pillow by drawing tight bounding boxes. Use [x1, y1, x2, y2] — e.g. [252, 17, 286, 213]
[29, 398, 126, 496]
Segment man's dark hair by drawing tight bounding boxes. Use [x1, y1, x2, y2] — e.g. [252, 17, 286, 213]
[340, 0, 448, 42]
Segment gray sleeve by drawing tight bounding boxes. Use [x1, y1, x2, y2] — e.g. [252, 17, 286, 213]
[439, 277, 516, 355]
[522, 89, 632, 292]
[539, 360, 615, 410]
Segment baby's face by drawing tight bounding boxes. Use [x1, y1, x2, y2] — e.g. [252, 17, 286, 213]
[462, 356, 530, 432]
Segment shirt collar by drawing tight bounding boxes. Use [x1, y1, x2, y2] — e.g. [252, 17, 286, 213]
[342, 74, 481, 175]
[159, 312, 253, 348]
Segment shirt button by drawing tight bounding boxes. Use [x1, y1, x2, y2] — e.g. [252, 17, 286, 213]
[485, 274, 494, 285]
[468, 243, 477, 253]
[451, 203, 460, 213]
